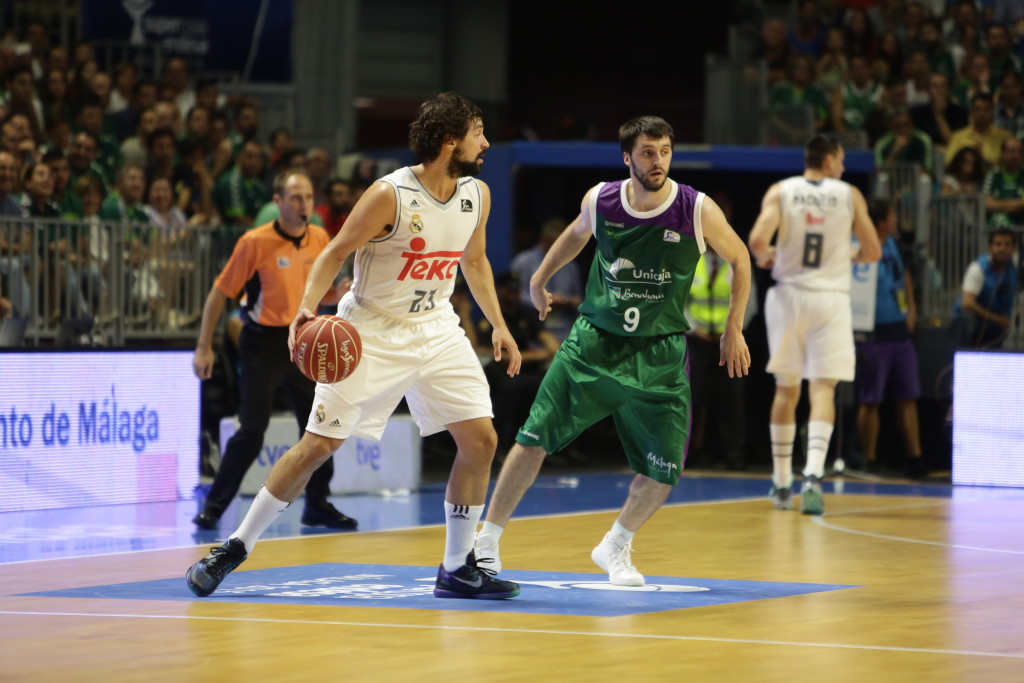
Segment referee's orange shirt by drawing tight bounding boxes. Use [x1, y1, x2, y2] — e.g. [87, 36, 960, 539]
[215, 221, 331, 327]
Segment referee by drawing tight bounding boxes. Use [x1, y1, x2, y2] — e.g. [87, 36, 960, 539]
[191, 169, 356, 530]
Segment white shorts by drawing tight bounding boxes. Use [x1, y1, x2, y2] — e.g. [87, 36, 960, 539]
[764, 284, 855, 382]
[305, 302, 493, 441]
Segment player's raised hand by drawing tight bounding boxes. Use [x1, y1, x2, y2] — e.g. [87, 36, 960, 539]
[719, 328, 751, 379]
[288, 306, 317, 354]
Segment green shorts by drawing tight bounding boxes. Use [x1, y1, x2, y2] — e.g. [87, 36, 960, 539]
[516, 317, 691, 485]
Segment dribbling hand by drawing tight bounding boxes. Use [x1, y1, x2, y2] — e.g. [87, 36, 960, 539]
[288, 306, 317, 354]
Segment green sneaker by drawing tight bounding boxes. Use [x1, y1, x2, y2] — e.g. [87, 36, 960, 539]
[800, 475, 824, 515]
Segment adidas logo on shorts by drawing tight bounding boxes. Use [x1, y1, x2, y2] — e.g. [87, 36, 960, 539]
[329, 419, 341, 427]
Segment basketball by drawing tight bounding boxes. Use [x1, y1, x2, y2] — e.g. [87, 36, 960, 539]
[292, 315, 362, 384]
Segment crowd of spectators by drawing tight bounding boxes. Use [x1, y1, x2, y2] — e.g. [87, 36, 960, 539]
[759, 0, 1024, 229]
[0, 22, 364, 326]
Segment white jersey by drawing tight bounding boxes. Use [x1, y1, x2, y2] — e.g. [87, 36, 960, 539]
[348, 166, 483, 321]
[772, 175, 854, 292]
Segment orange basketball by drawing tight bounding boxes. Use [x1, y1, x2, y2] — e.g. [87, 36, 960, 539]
[292, 315, 362, 384]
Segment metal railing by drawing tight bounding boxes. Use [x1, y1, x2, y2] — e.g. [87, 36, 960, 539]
[917, 196, 1023, 350]
[872, 162, 932, 242]
[1, 217, 240, 346]
[704, 57, 768, 146]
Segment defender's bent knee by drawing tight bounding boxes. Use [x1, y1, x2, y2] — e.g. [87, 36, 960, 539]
[292, 431, 343, 468]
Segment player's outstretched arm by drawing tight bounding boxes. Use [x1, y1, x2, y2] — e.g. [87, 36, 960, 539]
[529, 188, 595, 320]
[460, 180, 522, 376]
[748, 183, 781, 269]
[701, 195, 752, 378]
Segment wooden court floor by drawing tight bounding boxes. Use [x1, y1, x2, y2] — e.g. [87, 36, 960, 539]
[2, 488, 1023, 682]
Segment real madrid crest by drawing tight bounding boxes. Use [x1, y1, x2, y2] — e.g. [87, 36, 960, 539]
[410, 214, 424, 233]
[314, 403, 326, 424]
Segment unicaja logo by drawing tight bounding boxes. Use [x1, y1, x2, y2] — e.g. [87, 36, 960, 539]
[609, 258, 635, 278]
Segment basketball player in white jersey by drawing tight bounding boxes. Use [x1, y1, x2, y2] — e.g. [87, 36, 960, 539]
[186, 92, 524, 600]
[748, 134, 881, 515]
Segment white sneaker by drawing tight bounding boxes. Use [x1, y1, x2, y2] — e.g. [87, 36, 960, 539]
[591, 534, 644, 586]
[473, 532, 502, 575]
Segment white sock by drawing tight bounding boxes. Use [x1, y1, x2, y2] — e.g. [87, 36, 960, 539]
[804, 420, 834, 478]
[770, 423, 796, 488]
[607, 520, 635, 547]
[443, 501, 484, 571]
[232, 486, 291, 554]
[478, 520, 504, 543]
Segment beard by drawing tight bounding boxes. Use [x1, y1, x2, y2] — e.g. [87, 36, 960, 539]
[631, 164, 668, 192]
[447, 146, 484, 178]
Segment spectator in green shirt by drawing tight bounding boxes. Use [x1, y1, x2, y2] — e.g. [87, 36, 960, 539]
[68, 131, 111, 198]
[982, 137, 1024, 226]
[874, 107, 935, 178]
[99, 164, 149, 223]
[76, 95, 122, 183]
[213, 139, 267, 226]
[769, 54, 830, 144]
[227, 103, 260, 159]
[42, 150, 84, 219]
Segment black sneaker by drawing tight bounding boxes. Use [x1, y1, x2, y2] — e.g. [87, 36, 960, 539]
[186, 538, 247, 597]
[301, 502, 358, 530]
[434, 552, 520, 600]
[191, 511, 219, 530]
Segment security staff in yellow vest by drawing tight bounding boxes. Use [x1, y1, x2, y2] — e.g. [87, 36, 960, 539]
[685, 243, 755, 470]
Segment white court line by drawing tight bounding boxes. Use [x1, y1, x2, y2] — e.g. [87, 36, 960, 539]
[812, 499, 1024, 554]
[1, 609, 1022, 660]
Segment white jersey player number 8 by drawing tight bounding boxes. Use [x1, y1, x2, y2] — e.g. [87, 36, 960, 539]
[802, 232, 824, 268]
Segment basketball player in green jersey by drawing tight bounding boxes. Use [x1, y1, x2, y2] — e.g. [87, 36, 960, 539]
[474, 116, 752, 587]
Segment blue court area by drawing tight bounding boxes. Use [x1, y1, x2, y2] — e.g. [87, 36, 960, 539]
[22, 562, 857, 616]
[0, 472, 961, 565]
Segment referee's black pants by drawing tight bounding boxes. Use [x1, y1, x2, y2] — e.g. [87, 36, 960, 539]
[202, 323, 334, 516]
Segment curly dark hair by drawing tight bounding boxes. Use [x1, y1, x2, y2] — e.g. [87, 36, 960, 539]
[408, 92, 482, 162]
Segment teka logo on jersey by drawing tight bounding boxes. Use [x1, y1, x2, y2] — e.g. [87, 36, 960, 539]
[805, 212, 825, 225]
[398, 238, 463, 281]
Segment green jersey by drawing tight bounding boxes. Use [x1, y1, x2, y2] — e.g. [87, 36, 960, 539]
[579, 179, 704, 337]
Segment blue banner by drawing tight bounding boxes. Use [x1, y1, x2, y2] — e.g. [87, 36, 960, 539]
[80, 0, 292, 82]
